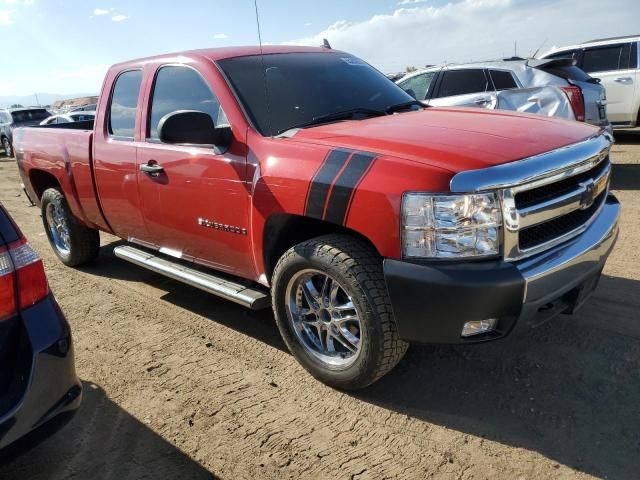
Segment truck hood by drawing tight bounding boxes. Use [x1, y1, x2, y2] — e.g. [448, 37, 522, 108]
[288, 107, 602, 173]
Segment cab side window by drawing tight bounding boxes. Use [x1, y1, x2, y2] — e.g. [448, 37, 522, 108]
[148, 66, 227, 141]
[582, 43, 632, 73]
[108, 70, 143, 138]
[489, 70, 518, 91]
[435, 69, 489, 98]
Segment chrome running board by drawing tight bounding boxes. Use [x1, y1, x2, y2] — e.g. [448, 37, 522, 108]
[113, 245, 270, 310]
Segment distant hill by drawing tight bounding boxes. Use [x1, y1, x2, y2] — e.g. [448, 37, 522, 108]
[0, 93, 98, 109]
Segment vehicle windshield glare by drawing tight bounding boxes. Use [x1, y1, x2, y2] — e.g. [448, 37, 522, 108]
[218, 52, 416, 136]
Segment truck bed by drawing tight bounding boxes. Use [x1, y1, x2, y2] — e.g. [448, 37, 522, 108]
[14, 124, 109, 232]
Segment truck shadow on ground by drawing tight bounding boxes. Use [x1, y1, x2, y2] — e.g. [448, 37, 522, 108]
[0, 382, 217, 480]
[82, 243, 640, 479]
[79, 243, 287, 353]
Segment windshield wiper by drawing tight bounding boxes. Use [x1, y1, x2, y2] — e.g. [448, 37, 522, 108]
[276, 108, 387, 135]
[385, 100, 424, 114]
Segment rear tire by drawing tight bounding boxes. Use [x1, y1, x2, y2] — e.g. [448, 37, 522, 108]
[271, 234, 408, 390]
[41, 188, 100, 266]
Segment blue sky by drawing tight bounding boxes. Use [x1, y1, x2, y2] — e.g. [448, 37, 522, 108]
[1, 0, 639, 97]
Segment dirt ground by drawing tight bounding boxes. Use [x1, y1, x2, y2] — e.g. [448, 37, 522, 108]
[0, 131, 638, 480]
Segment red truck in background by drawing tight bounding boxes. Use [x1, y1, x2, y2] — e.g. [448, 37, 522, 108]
[14, 46, 620, 390]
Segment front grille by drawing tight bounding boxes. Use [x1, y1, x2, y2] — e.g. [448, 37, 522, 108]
[519, 190, 606, 250]
[515, 156, 609, 209]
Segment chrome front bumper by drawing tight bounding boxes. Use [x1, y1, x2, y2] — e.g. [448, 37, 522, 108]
[515, 194, 620, 325]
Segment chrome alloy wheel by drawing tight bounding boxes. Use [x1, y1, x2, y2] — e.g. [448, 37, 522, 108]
[45, 201, 71, 256]
[286, 269, 362, 368]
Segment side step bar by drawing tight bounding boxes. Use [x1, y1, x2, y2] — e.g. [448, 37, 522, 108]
[113, 245, 271, 310]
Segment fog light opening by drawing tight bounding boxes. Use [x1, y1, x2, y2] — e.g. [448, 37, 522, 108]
[461, 319, 497, 337]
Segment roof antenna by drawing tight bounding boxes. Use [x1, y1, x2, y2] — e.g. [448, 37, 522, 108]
[253, 0, 273, 136]
[531, 37, 547, 59]
[322, 38, 332, 49]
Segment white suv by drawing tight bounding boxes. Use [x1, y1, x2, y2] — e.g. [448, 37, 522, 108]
[540, 34, 639, 128]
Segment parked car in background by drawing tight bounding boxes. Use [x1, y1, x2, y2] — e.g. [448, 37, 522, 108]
[40, 111, 96, 126]
[540, 34, 639, 129]
[70, 104, 97, 112]
[0, 203, 81, 452]
[14, 46, 619, 390]
[0, 108, 51, 157]
[396, 58, 610, 131]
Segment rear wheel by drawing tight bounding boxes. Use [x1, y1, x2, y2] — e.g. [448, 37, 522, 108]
[41, 188, 100, 266]
[2, 137, 12, 157]
[272, 234, 408, 390]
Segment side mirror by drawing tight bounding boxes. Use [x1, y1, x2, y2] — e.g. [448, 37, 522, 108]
[158, 110, 232, 150]
[405, 88, 417, 100]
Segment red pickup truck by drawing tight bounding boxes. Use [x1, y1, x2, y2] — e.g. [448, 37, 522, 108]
[14, 46, 620, 389]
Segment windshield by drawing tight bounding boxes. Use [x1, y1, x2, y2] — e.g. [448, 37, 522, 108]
[218, 52, 415, 136]
[10, 109, 51, 123]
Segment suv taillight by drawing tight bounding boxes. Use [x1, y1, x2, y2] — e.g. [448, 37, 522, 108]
[561, 85, 585, 122]
[0, 238, 48, 321]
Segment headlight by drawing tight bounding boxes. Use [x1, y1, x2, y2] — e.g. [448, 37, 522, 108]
[402, 192, 502, 258]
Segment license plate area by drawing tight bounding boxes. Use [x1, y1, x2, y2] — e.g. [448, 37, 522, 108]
[563, 268, 602, 314]
[598, 105, 606, 119]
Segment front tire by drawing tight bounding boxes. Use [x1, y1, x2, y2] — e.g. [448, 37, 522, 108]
[272, 234, 408, 390]
[41, 188, 100, 266]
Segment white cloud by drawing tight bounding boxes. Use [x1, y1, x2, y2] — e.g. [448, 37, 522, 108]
[213, 33, 228, 39]
[284, 0, 640, 73]
[304, 22, 312, 27]
[93, 8, 109, 15]
[111, 14, 127, 22]
[0, 9, 12, 25]
[22, 0, 34, 5]
[398, 0, 426, 4]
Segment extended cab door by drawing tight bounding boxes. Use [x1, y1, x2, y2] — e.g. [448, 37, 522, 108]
[136, 64, 253, 276]
[93, 69, 151, 243]
[428, 68, 497, 109]
[580, 42, 639, 124]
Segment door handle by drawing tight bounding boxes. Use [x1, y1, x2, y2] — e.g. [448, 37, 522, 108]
[614, 77, 633, 84]
[474, 97, 493, 105]
[140, 161, 164, 175]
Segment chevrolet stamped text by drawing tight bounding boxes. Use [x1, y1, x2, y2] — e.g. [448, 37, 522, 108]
[14, 46, 620, 389]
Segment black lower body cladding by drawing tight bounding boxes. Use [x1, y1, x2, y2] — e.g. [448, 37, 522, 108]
[384, 259, 525, 343]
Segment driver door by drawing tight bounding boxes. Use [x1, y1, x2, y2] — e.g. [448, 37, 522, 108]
[136, 64, 253, 276]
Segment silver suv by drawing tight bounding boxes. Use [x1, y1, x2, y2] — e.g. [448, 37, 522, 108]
[540, 34, 639, 129]
[396, 58, 610, 131]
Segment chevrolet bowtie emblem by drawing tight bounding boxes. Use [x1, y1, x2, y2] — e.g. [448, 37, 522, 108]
[579, 178, 596, 210]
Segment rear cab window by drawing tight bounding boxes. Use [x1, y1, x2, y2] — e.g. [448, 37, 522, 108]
[435, 69, 489, 98]
[108, 70, 143, 139]
[147, 65, 227, 142]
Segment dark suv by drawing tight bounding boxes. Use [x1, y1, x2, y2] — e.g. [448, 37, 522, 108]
[0, 108, 51, 157]
[0, 203, 81, 453]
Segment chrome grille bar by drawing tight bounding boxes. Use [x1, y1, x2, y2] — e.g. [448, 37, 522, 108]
[449, 132, 613, 261]
[518, 163, 611, 229]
